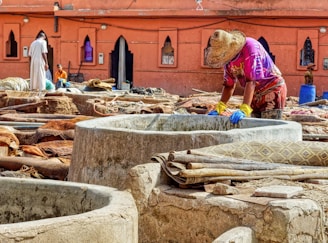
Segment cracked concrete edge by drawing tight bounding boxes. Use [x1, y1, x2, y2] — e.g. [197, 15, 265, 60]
[263, 199, 327, 243]
[0, 177, 139, 243]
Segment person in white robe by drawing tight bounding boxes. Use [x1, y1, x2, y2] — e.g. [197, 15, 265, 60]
[28, 32, 48, 91]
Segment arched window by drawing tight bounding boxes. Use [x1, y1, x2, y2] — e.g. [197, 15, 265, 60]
[6, 31, 17, 57]
[300, 37, 314, 66]
[78, 28, 96, 66]
[82, 35, 93, 62]
[158, 28, 177, 67]
[3, 24, 20, 59]
[161, 36, 174, 65]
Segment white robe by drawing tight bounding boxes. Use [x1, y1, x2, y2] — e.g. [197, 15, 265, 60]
[29, 38, 48, 91]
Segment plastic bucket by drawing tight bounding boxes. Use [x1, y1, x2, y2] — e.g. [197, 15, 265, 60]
[299, 84, 316, 104]
[323, 91, 328, 100]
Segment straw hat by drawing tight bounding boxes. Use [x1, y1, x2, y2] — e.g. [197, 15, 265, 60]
[205, 29, 246, 68]
[307, 63, 316, 69]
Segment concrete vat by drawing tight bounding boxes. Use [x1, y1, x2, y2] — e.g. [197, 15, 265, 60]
[68, 114, 302, 189]
[0, 177, 138, 243]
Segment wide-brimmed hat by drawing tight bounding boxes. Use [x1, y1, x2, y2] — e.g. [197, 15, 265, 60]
[307, 63, 316, 69]
[205, 29, 246, 68]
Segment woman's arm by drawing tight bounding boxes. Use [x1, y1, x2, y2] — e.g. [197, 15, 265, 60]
[220, 83, 236, 103]
[243, 81, 256, 106]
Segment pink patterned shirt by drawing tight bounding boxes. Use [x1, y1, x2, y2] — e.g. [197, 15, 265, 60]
[224, 37, 282, 91]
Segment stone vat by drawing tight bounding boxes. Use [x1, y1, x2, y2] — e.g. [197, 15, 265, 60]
[68, 114, 302, 189]
[128, 162, 325, 243]
[0, 177, 138, 243]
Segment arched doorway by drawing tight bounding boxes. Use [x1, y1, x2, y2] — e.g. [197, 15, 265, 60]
[110, 36, 133, 89]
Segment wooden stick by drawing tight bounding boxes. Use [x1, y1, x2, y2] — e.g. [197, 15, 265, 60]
[289, 173, 328, 181]
[174, 153, 243, 164]
[183, 175, 290, 184]
[179, 167, 328, 178]
[182, 174, 328, 184]
[168, 152, 293, 167]
[303, 134, 328, 140]
[186, 162, 292, 171]
[0, 101, 47, 111]
[104, 95, 175, 104]
[191, 88, 209, 93]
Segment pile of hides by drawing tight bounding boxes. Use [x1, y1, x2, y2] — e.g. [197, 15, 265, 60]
[85, 78, 114, 91]
[34, 117, 89, 142]
[90, 99, 176, 116]
[0, 126, 68, 180]
[0, 92, 77, 114]
[130, 87, 167, 96]
[87, 91, 180, 116]
[152, 141, 328, 186]
[0, 77, 29, 91]
[0, 116, 91, 180]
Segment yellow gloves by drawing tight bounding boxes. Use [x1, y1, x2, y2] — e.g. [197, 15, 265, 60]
[215, 101, 227, 115]
[239, 103, 253, 117]
[215, 101, 253, 117]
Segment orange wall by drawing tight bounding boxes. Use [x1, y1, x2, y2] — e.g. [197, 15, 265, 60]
[59, 0, 328, 14]
[1, 1, 328, 97]
[5, 0, 325, 11]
